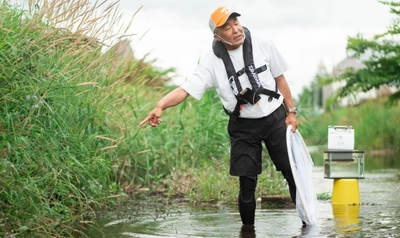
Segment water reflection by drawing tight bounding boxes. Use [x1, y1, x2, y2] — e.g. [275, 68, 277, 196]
[239, 225, 255, 238]
[86, 162, 400, 238]
[87, 198, 399, 238]
[332, 204, 360, 233]
[292, 225, 320, 238]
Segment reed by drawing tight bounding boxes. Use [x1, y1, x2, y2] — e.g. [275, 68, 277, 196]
[0, 0, 189, 235]
[0, 0, 144, 236]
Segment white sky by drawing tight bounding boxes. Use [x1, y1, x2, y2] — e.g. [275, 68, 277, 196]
[9, 0, 393, 98]
[113, 0, 393, 99]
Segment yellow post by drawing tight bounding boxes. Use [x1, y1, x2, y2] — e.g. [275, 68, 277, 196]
[331, 179, 360, 205]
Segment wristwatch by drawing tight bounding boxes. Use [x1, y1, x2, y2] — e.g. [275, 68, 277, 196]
[286, 107, 297, 114]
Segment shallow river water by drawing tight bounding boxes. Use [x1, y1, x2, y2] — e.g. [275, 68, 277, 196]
[87, 161, 400, 238]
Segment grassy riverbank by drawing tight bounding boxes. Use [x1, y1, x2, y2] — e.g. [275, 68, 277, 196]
[0, 0, 157, 236]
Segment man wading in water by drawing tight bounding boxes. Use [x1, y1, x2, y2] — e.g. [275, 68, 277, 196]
[140, 6, 304, 232]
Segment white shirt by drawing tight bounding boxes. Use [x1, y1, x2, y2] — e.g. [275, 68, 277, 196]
[181, 35, 289, 119]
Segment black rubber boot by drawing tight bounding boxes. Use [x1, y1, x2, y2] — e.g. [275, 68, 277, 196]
[238, 176, 257, 225]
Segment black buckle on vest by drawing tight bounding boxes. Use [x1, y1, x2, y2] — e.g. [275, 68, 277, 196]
[257, 88, 280, 102]
[236, 64, 267, 77]
[223, 101, 242, 121]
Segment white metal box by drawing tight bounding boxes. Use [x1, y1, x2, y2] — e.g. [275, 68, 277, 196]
[328, 126, 354, 150]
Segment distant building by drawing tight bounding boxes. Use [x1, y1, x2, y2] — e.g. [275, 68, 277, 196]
[321, 55, 395, 109]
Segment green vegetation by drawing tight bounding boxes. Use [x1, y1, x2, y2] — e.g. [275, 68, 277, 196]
[298, 96, 400, 151]
[316, 192, 331, 200]
[0, 0, 173, 236]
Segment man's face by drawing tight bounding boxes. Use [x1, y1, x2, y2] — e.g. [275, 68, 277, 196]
[214, 16, 244, 50]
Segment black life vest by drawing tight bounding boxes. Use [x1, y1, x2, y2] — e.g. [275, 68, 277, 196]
[212, 27, 280, 119]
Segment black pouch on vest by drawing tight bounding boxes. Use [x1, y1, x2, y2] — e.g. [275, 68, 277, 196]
[240, 88, 261, 105]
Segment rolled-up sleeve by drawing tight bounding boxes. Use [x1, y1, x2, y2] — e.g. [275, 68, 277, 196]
[261, 38, 289, 78]
[180, 56, 215, 100]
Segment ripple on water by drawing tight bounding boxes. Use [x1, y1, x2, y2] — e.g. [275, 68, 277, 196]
[86, 167, 400, 238]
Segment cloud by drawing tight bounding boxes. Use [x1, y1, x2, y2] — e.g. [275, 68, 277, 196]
[8, 0, 392, 98]
[111, 0, 393, 98]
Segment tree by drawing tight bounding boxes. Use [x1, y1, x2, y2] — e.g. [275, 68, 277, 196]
[322, 1, 400, 106]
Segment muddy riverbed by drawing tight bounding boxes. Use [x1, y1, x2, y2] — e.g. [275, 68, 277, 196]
[86, 162, 400, 237]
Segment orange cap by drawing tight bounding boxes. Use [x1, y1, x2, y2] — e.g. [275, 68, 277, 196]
[209, 6, 241, 33]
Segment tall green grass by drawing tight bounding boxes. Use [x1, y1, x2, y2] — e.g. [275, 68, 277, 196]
[0, 0, 145, 236]
[298, 97, 400, 152]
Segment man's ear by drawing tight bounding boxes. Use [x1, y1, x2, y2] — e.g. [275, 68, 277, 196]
[213, 34, 221, 41]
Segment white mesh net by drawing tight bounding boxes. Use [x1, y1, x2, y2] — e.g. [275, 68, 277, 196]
[286, 125, 318, 226]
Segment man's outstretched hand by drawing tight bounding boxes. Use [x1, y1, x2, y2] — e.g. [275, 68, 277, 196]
[139, 107, 163, 127]
[139, 87, 189, 127]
